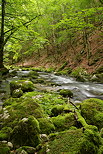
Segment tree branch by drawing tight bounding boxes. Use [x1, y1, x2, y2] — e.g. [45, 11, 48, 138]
[4, 15, 42, 35]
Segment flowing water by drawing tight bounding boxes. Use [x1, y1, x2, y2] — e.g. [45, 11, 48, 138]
[39, 72, 103, 102]
[0, 70, 103, 106]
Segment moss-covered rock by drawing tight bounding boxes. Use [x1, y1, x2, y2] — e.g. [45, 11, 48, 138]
[38, 118, 55, 134]
[28, 70, 39, 79]
[1, 96, 44, 128]
[91, 74, 103, 83]
[12, 89, 23, 98]
[22, 91, 66, 116]
[11, 116, 40, 148]
[16, 146, 36, 154]
[59, 89, 73, 98]
[10, 80, 35, 95]
[0, 141, 10, 154]
[0, 127, 12, 141]
[48, 128, 102, 154]
[51, 113, 76, 132]
[51, 105, 64, 116]
[80, 98, 103, 130]
[70, 67, 88, 82]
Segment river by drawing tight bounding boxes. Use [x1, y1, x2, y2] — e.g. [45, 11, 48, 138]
[0, 70, 103, 106]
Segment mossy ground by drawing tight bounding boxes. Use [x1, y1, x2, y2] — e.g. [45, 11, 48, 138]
[0, 69, 103, 153]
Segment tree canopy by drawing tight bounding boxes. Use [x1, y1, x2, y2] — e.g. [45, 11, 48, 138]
[0, 0, 103, 67]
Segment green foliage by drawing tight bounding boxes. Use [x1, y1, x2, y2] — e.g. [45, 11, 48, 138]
[57, 62, 68, 72]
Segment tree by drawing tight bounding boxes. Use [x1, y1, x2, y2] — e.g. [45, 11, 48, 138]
[0, 0, 40, 68]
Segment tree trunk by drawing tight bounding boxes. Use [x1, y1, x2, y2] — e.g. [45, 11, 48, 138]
[0, 0, 5, 68]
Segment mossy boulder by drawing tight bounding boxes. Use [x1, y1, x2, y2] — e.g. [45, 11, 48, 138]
[70, 67, 88, 82]
[48, 128, 101, 154]
[0, 127, 12, 141]
[8, 70, 17, 77]
[38, 118, 55, 134]
[51, 113, 76, 132]
[0, 141, 10, 154]
[1, 96, 44, 128]
[28, 71, 39, 79]
[12, 89, 23, 98]
[80, 98, 103, 130]
[10, 80, 35, 95]
[11, 116, 40, 148]
[16, 146, 36, 154]
[51, 105, 64, 116]
[91, 74, 103, 83]
[59, 89, 73, 98]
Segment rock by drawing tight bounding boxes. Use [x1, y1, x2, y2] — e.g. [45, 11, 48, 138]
[0, 141, 10, 154]
[10, 80, 35, 94]
[28, 71, 39, 79]
[38, 118, 55, 135]
[40, 134, 49, 142]
[11, 116, 40, 148]
[16, 149, 28, 154]
[12, 89, 23, 98]
[81, 98, 103, 130]
[7, 142, 13, 149]
[59, 89, 73, 98]
[21, 146, 36, 154]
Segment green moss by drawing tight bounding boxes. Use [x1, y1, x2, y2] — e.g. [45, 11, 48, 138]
[70, 67, 88, 82]
[59, 89, 73, 98]
[51, 113, 75, 132]
[0, 127, 12, 141]
[51, 105, 64, 116]
[28, 70, 39, 78]
[81, 98, 103, 130]
[11, 116, 40, 148]
[10, 80, 35, 94]
[48, 128, 102, 154]
[38, 118, 55, 134]
[23, 92, 66, 115]
[12, 89, 23, 98]
[0, 142, 10, 154]
[1, 96, 44, 128]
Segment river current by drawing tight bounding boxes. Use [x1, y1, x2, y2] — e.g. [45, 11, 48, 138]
[0, 70, 103, 105]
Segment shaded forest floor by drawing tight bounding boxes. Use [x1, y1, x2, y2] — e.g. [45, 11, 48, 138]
[17, 30, 103, 73]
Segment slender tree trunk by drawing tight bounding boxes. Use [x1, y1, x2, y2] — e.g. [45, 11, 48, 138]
[0, 0, 5, 68]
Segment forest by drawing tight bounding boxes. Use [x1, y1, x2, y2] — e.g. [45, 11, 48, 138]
[0, 0, 103, 153]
